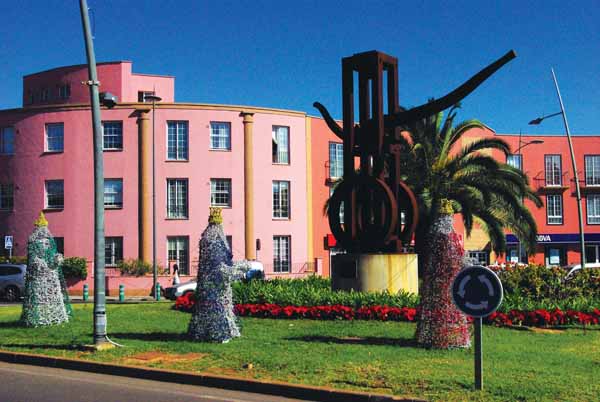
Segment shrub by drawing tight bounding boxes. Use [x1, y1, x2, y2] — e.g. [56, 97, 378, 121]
[61, 257, 88, 280]
[0, 256, 27, 265]
[117, 259, 152, 277]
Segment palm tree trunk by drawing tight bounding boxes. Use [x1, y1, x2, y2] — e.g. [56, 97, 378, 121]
[415, 213, 470, 349]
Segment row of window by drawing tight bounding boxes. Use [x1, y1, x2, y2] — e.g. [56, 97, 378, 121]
[507, 154, 600, 186]
[0, 122, 292, 165]
[0, 179, 292, 219]
[546, 194, 600, 224]
[25, 84, 71, 105]
[79, 235, 292, 274]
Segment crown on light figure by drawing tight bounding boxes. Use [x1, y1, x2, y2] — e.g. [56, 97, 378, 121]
[34, 211, 48, 227]
[208, 207, 223, 225]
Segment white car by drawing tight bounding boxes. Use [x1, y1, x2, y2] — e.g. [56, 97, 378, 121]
[164, 261, 264, 300]
[563, 262, 600, 280]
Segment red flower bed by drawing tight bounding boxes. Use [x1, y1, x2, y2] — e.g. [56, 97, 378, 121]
[174, 292, 600, 328]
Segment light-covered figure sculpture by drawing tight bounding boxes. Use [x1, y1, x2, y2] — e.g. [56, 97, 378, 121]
[188, 208, 249, 342]
[21, 212, 71, 327]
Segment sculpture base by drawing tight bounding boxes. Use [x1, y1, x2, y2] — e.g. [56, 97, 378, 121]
[331, 253, 418, 294]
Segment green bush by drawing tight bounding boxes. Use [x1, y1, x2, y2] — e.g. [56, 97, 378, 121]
[61, 257, 88, 280]
[117, 259, 152, 277]
[232, 276, 420, 308]
[0, 256, 27, 265]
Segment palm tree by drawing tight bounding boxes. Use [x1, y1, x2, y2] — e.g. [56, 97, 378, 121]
[395, 103, 542, 261]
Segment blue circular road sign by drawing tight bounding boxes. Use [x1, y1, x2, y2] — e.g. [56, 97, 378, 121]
[452, 265, 503, 318]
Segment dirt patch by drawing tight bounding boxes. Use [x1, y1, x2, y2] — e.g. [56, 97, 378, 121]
[124, 352, 207, 365]
[528, 327, 564, 334]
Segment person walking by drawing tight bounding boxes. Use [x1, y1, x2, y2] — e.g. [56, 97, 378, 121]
[172, 263, 180, 285]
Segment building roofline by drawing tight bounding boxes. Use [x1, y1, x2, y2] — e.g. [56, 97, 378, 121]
[23, 61, 133, 78]
[131, 72, 175, 79]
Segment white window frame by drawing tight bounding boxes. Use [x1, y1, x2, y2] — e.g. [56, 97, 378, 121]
[138, 91, 155, 103]
[0, 127, 15, 155]
[272, 181, 290, 219]
[585, 155, 600, 186]
[167, 121, 188, 161]
[45, 123, 64, 152]
[45, 180, 64, 209]
[167, 236, 189, 275]
[273, 235, 291, 273]
[0, 184, 14, 211]
[102, 121, 123, 150]
[546, 194, 563, 225]
[545, 155, 562, 186]
[104, 179, 123, 208]
[329, 142, 344, 178]
[167, 179, 188, 218]
[272, 126, 290, 164]
[210, 122, 231, 150]
[506, 154, 522, 170]
[587, 194, 600, 224]
[210, 178, 232, 207]
[105, 237, 123, 267]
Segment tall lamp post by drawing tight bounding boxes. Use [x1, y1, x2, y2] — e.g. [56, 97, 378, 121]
[529, 68, 586, 269]
[513, 137, 544, 263]
[144, 94, 162, 300]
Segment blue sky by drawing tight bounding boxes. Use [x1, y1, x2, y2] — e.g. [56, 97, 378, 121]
[1, 0, 598, 134]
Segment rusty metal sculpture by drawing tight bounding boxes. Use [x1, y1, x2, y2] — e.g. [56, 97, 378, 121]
[315, 50, 516, 253]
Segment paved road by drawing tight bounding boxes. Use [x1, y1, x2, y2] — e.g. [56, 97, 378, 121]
[0, 361, 311, 402]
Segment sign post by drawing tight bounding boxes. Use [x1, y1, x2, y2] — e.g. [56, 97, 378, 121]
[4, 236, 13, 259]
[452, 265, 503, 391]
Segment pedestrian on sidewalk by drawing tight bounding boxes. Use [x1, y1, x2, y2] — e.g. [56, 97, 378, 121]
[172, 263, 180, 285]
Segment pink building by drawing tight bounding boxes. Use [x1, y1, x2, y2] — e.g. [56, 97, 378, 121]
[0, 62, 320, 294]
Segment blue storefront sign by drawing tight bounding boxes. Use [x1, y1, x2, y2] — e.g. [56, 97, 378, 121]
[506, 233, 600, 244]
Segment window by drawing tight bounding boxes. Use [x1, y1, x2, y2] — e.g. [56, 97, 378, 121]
[138, 91, 155, 102]
[468, 251, 490, 266]
[585, 155, 600, 186]
[167, 121, 188, 160]
[329, 187, 345, 224]
[167, 179, 188, 218]
[545, 155, 562, 186]
[210, 122, 231, 150]
[226, 235, 232, 252]
[546, 194, 563, 224]
[105, 237, 123, 266]
[272, 181, 290, 219]
[0, 184, 14, 211]
[506, 154, 522, 170]
[58, 84, 70, 100]
[40, 88, 50, 102]
[102, 121, 123, 150]
[273, 236, 291, 273]
[272, 126, 289, 164]
[329, 142, 344, 178]
[586, 245, 599, 264]
[45, 180, 64, 209]
[54, 237, 64, 255]
[545, 246, 565, 266]
[104, 179, 123, 208]
[210, 179, 231, 207]
[45, 123, 64, 152]
[0, 127, 15, 155]
[587, 195, 600, 224]
[168, 237, 189, 275]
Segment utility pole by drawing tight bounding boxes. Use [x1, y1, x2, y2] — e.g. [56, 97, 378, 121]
[79, 0, 109, 346]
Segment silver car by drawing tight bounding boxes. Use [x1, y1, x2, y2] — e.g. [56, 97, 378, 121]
[0, 263, 26, 302]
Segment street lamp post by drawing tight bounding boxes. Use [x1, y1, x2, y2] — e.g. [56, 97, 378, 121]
[529, 68, 586, 269]
[513, 137, 544, 263]
[144, 94, 162, 300]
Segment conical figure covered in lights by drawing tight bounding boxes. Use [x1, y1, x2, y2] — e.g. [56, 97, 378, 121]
[21, 212, 72, 327]
[188, 208, 250, 342]
[415, 200, 470, 349]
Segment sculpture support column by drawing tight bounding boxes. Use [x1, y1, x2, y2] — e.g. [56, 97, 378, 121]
[241, 112, 256, 260]
[137, 109, 152, 262]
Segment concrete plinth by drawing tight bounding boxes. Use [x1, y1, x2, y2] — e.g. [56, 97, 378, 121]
[331, 253, 418, 294]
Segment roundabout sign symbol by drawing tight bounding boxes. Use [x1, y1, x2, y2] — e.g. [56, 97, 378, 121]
[452, 265, 503, 318]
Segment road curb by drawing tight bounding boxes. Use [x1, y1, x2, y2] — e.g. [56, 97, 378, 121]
[0, 350, 424, 402]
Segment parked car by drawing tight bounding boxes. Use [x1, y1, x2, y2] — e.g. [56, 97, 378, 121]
[0, 263, 26, 302]
[164, 261, 264, 301]
[562, 262, 600, 280]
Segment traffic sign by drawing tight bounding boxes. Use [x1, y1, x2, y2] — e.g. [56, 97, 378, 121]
[4, 236, 13, 249]
[452, 265, 503, 318]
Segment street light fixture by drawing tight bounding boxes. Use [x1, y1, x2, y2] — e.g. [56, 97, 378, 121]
[529, 68, 586, 269]
[144, 93, 162, 300]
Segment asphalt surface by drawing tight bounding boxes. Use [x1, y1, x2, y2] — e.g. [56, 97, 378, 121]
[0, 361, 311, 402]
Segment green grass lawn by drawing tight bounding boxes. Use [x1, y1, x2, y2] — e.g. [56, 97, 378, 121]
[0, 303, 598, 401]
